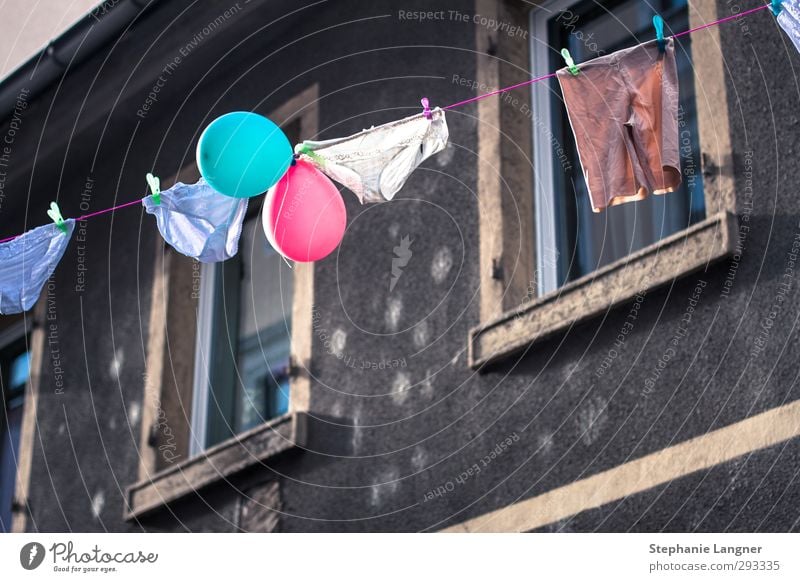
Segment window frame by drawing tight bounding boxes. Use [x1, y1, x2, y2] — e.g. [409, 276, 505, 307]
[530, 0, 561, 296]
[189, 260, 215, 456]
[468, 0, 738, 369]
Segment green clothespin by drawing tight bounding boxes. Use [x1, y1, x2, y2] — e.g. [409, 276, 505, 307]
[146, 172, 161, 205]
[294, 143, 326, 166]
[47, 201, 68, 234]
[561, 48, 579, 76]
[771, 0, 782, 17]
[653, 15, 666, 53]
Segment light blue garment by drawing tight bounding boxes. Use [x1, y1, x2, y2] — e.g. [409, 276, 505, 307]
[0, 220, 75, 314]
[143, 178, 248, 263]
[779, 0, 800, 56]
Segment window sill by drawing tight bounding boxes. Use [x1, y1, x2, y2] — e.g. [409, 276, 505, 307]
[468, 211, 737, 369]
[125, 412, 306, 520]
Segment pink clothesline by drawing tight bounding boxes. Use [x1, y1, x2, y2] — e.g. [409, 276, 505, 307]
[443, 72, 559, 111]
[442, 3, 771, 110]
[0, 198, 144, 244]
[0, 2, 774, 245]
[673, 3, 770, 38]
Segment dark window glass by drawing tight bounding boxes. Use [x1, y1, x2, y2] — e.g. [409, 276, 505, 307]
[1, 337, 29, 532]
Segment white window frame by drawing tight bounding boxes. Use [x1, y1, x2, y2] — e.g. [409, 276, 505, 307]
[189, 262, 216, 457]
[530, 0, 569, 297]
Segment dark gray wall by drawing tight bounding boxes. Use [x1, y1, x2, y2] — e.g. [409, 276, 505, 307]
[3, 0, 799, 532]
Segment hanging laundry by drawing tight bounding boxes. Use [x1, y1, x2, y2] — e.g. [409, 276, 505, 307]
[778, 0, 800, 55]
[557, 39, 682, 212]
[0, 221, 75, 314]
[295, 108, 449, 203]
[143, 178, 247, 263]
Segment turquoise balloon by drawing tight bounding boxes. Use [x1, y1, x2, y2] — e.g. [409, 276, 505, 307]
[196, 112, 293, 198]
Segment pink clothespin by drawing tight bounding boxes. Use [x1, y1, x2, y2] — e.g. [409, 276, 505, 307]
[421, 97, 432, 120]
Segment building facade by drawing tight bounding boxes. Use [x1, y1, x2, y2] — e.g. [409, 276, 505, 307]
[1, 0, 798, 532]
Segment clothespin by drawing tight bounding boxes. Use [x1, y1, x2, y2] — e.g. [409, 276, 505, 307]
[561, 49, 579, 75]
[653, 15, 666, 53]
[146, 172, 160, 205]
[771, 0, 782, 17]
[47, 202, 68, 234]
[421, 97, 432, 120]
[295, 143, 326, 166]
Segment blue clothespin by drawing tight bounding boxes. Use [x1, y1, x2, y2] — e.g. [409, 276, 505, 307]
[653, 15, 666, 53]
[771, 0, 783, 17]
[146, 172, 160, 205]
[47, 202, 68, 234]
[561, 48, 579, 75]
[421, 97, 432, 120]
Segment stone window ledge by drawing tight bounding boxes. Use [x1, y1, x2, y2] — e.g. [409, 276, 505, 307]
[125, 412, 306, 520]
[468, 211, 738, 369]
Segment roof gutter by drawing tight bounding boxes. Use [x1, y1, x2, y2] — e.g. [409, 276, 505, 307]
[0, 0, 162, 123]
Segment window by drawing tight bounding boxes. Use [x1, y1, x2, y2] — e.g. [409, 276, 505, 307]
[532, 0, 705, 294]
[128, 85, 318, 519]
[0, 320, 30, 532]
[467, 2, 736, 369]
[190, 120, 300, 454]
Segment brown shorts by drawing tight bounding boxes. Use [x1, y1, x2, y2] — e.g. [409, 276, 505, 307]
[557, 39, 681, 212]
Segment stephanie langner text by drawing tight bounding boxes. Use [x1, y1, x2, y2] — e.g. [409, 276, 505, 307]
[650, 543, 763, 557]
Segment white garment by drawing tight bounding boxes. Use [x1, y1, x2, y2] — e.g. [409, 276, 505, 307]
[0, 220, 75, 314]
[779, 0, 800, 56]
[143, 178, 247, 263]
[295, 107, 449, 203]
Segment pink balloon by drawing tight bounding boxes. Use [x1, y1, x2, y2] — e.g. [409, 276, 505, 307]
[262, 159, 346, 262]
